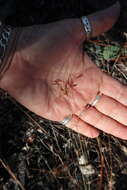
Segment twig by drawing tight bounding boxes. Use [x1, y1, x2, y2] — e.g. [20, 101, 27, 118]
[0, 158, 26, 190]
[97, 138, 105, 190]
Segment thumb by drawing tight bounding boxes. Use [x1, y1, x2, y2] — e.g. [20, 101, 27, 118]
[86, 1, 120, 39]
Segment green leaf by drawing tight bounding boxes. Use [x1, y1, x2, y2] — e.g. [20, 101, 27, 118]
[103, 45, 120, 61]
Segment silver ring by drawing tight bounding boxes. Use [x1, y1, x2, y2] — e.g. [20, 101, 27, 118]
[61, 93, 101, 126]
[60, 115, 73, 126]
[81, 16, 92, 40]
[90, 93, 102, 107]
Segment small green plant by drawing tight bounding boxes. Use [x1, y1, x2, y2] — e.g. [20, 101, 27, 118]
[103, 45, 120, 61]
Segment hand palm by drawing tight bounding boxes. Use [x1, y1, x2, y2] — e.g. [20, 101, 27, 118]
[4, 19, 102, 120]
[2, 3, 127, 139]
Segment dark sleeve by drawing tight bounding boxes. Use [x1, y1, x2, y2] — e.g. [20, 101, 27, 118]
[0, 0, 17, 21]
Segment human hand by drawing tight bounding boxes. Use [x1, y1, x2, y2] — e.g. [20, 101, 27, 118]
[1, 2, 126, 139]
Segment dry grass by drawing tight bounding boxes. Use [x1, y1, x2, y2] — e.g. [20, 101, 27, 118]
[1, 34, 127, 190]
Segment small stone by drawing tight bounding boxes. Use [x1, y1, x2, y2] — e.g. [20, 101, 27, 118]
[79, 164, 95, 176]
[78, 155, 95, 176]
[121, 145, 127, 156]
[78, 155, 88, 165]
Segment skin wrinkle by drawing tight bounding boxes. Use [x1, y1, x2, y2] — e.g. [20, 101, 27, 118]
[116, 84, 125, 105]
[52, 96, 71, 120]
[85, 107, 102, 127]
[63, 19, 85, 46]
[62, 50, 81, 80]
[75, 67, 101, 104]
[100, 73, 127, 106]
[107, 97, 119, 117]
[65, 87, 85, 114]
[94, 112, 108, 131]
[110, 105, 125, 124]
[73, 88, 87, 107]
[47, 49, 81, 83]
[50, 52, 84, 94]
[67, 114, 80, 130]
[67, 115, 85, 135]
[112, 123, 127, 138]
[106, 98, 117, 117]
[52, 76, 74, 97]
[88, 108, 117, 135]
[52, 76, 85, 116]
[83, 56, 103, 87]
[83, 53, 103, 94]
[104, 119, 125, 136]
[51, 68, 91, 121]
[97, 95, 127, 126]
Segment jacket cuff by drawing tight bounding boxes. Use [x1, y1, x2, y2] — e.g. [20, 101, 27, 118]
[0, 24, 20, 79]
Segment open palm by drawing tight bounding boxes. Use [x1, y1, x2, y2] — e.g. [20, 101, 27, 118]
[1, 2, 127, 139]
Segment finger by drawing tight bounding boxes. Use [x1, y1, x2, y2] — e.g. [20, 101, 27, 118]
[100, 73, 127, 106]
[86, 1, 120, 39]
[74, 1, 120, 42]
[94, 94, 127, 126]
[80, 106, 127, 140]
[66, 114, 100, 138]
